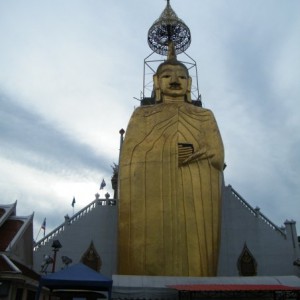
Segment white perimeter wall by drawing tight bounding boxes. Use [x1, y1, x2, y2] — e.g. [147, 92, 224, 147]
[218, 185, 300, 276]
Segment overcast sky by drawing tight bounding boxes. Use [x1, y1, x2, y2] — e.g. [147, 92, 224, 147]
[1, 0, 300, 238]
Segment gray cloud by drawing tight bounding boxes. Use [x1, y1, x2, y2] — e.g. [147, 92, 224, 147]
[0, 93, 111, 177]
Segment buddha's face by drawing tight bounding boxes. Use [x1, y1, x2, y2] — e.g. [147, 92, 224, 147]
[157, 64, 189, 99]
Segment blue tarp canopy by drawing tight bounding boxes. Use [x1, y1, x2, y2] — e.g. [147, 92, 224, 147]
[35, 263, 113, 299]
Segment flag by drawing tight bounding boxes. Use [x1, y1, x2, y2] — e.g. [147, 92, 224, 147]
[41, 218, 46, 231]
[100, 179, 106, 190]
[72, 197, 76, 207]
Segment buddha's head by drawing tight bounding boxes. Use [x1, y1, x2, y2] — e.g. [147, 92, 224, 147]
[153, 47, 192, 103]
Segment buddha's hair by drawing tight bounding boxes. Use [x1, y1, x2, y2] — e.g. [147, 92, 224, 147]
[156, 58, 189, 77]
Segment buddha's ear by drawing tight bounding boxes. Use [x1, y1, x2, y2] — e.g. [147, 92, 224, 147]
[186, 76, 192, 103]
[153, 74, 161, 102]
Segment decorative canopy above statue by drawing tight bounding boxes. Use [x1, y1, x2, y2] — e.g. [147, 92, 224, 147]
[147, 0, 191, 56]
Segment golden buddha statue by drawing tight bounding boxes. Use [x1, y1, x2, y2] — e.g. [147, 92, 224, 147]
[118, 46, 224, 276]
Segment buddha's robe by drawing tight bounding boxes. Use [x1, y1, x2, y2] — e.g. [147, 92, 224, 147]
[118, 102, 224, 276]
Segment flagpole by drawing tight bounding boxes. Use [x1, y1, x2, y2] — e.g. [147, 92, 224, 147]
[99, 179, 106, 197]
[36, 218, 46, 240]
[42, 218, 46, 238]
[72, 197, 76, 215]
[35, 227, 42, 241]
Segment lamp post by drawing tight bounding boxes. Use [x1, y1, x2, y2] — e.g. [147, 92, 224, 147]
[40, 255, 54, 273]
[51, 240, 62, 273]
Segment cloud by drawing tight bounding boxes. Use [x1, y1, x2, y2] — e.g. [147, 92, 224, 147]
[0, 93, 111, 177]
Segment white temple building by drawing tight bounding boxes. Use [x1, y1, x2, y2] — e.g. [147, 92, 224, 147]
[32, 183, 300, 278]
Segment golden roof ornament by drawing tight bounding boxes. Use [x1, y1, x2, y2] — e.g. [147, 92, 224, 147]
[148, 0, 191, 56]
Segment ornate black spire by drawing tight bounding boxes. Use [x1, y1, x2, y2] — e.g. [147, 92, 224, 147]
[147, 0, 191, 56]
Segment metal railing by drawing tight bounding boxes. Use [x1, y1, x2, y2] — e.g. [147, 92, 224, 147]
[33, 198, 116, 251]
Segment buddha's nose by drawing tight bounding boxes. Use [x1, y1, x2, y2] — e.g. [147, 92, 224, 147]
[170, 75, 181, 86]
[170, 73, 179, 82]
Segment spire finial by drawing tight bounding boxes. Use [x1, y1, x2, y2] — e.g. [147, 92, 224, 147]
[148, 1, 191, 56]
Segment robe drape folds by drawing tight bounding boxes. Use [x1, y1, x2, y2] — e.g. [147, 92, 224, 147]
[118, 102, 224, 276]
